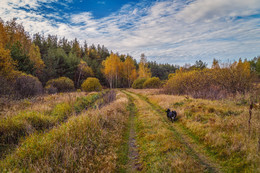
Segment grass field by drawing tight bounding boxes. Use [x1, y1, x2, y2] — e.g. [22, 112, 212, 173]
[0, 89, 259, 172]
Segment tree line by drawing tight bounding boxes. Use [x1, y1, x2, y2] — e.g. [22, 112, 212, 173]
[0, 18, 259, 99]
[0, 18, 177, 98]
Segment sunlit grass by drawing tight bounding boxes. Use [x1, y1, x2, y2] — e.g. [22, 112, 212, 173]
[137, 89, 260, 172]
[125, 91, 205, 172]
[0, 91, 129, 172]
[0, 91, 107, 159]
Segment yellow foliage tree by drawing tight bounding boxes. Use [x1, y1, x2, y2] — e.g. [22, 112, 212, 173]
[0, 20, 8, 48]
[138, 54, 151, 78]
[233, 59, 251, 93]
[6, 19, 31, 53]
[102, 53, 121, 88]
[123, 56, 137, 87]
[29, 43, 45, 76]
[76, 60, 94, 87]
[0, 44, 16, 78]
[164, 59, 254, 98]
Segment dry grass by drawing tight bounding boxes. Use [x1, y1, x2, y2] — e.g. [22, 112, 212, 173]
[0, 92, 86, 118]
[125, 91, 206, 172]
[0, 91, 129, 172]
[0, 91, 108, 160]
[136, 89, 260, 172]
[127, 88, 162, 96]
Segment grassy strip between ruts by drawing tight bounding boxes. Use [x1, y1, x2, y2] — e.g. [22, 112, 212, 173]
[124, 90, 207, 172]
[0, 90, 109, 159]
[115, 92, 136, 172]
[133, 90, 259, 172]
[0, 91, 129, 172]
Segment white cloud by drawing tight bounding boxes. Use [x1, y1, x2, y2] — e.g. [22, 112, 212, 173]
[177, 0, 260, 22]
[0, 0, 259, 65]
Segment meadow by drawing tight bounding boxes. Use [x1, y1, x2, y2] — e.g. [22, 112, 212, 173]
[0, 89, 259, 172]
[1, 9, 260, 173]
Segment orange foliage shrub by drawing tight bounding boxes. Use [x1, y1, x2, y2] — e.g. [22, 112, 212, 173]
[164, 59, 253, 99]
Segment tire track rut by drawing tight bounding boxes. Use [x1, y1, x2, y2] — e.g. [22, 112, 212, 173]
[125, 90, 223, 173]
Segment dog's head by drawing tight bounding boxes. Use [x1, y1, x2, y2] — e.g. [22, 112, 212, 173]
[166, 109, 170, 113]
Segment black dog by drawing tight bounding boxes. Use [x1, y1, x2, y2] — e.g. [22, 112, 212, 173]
[166, 109, 177, 122]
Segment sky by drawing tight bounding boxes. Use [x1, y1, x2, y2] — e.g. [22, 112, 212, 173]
[0, 0, 260, 65]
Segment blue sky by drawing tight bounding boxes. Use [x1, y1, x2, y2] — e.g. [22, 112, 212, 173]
[0, 0, 260, 65]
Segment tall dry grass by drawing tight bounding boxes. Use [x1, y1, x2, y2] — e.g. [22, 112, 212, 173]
[125, 92, 206, 172]
[145, 91, 260, 172]
[0, 91, 107, 159]
[0, 92, 86, 118]
[0, 91, 129, 172]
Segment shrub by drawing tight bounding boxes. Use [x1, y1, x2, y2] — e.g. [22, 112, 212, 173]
[132, 78, 147, 89]
[46, 77, 74, 93]
[14, 73, 43, 98]
[81, 77, 102, 92]
[168, 73, 175, 79]
[143, 77, 161, 88]
[164, 60, 254, 99]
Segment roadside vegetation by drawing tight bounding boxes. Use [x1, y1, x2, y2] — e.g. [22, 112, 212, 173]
[0, 90, 110, 159]
[132, 89, 260, 172]
[0, 91, 129, 172]
[124, 91, 209, 172]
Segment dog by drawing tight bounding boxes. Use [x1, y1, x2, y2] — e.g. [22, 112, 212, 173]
[166, 109, 177, 122]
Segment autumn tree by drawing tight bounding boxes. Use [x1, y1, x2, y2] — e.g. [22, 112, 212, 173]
[5, 19, 31, 53]
[102, 53, 122, 88]
[123, 56, 137, 87]
[29, 43, 45, 76]
[0, 45, 16, 78]
[233, 59, 252, 93]
[76, 60, 94, 88]
[138, 54, 151, 78]
[0, 19, 8, 48]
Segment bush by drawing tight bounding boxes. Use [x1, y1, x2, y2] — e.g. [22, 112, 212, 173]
[46, 77, 74, 93]
[143, 77, 161, 88]
[81, 77, 102, 92]
[14, 73, 43, 98]
[164, 60, 253, 99]
[132, 78, 147, 89]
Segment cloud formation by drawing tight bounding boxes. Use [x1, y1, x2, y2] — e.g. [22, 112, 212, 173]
[0, 0, 259, 65]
